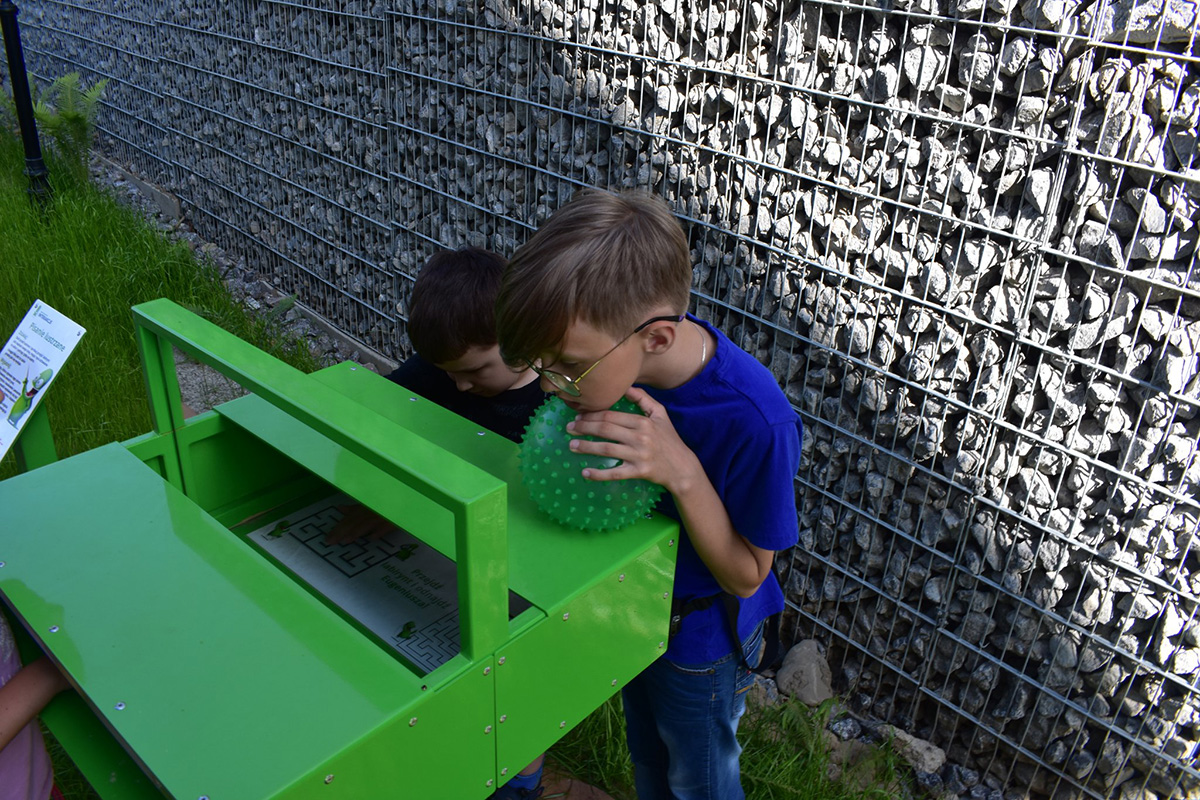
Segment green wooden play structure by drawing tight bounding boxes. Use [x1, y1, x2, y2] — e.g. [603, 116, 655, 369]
[0, 299, 679, 799]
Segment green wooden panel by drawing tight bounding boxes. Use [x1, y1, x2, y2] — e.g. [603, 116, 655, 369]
[216, 394, 457, 560]
[307, 364, 680, 614]
[0, 444, 423, 800]
[275, 657, 498, 799]
[132, 300, 505, 514]
[3, 608, 161, 800]
[12, 403, 57, 472]
[36, 693, 162, 800]
[0, 301, 680, 800]
[493, 538, 676, 777]
[173, 411, 311, 520]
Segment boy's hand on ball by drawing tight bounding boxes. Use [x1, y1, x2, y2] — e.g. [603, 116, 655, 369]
[567, 387, 701, 493]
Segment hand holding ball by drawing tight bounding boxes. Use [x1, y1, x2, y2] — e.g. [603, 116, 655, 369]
[519, 397, 664, 531]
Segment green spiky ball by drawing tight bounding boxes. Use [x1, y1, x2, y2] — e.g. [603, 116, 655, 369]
[519, 396, 665, 532]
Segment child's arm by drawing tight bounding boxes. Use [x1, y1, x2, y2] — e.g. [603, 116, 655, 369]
[567, 388, 774, 598]
[0, 657, 70, 751]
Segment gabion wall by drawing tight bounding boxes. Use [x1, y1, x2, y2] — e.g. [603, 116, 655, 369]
[14, 0, 1199, 798]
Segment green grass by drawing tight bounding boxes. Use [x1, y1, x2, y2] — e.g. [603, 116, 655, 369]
[0, 132, 316, 479]
[46, 733, 101, 800]
[0, 130, 317, 798]
[549, 695, 915, 800]
[549, 696, 637, 797]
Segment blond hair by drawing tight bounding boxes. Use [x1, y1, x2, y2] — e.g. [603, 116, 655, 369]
[495, 189, 691, 364]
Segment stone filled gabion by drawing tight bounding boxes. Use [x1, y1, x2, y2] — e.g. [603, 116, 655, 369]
[169, 1, 395, 352]
[17, 0, 1200, 797]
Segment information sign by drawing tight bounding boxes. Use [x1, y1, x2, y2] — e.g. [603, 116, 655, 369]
[0, 300, 85, 460]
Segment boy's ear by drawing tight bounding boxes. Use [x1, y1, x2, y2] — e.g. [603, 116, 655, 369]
[639, 320, 679, 355]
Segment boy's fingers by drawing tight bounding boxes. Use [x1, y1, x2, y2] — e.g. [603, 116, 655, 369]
[570, 436, 628, 460]
[572, 408, 644, 431]
[581, 464, 639, 482]
[568, 417, 640, 442]
[625, 386, 665, 417]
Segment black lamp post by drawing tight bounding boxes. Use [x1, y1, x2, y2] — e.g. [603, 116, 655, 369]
[0, 0, 51, 206]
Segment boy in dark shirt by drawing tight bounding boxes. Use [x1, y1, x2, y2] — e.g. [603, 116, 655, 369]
[385, 247, 544, 443]
[325, 247, 543, 535]
[328, 248, 549, 797]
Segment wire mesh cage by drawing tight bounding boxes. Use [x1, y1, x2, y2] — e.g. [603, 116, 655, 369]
[18, 1, 172, 187]
[11, 0, 1200, 797]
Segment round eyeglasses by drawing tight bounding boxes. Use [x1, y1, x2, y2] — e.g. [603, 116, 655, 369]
[525, 314, 684, 397]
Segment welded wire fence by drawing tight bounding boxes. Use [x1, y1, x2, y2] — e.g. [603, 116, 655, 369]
[10, 0, 1200, 797]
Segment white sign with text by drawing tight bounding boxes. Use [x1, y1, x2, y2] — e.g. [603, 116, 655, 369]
[0, 300, 86, 461]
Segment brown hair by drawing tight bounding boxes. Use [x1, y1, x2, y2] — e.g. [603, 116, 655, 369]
[407, 248, 507, 363]
[495, 189, 691, 364]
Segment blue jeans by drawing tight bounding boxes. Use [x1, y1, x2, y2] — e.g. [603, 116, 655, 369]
[622, 621, 764, 800]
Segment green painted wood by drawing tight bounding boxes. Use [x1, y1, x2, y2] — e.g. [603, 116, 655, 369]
[0, 443, 424, 800]
[308, 364, 679, 614]
[12, 402, 57, 472]
[0, 300, 680, 799]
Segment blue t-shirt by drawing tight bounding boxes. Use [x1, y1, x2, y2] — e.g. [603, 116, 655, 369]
[642, 316, 802, 664]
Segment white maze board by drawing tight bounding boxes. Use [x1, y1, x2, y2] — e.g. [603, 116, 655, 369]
[249, 494, 468, 673]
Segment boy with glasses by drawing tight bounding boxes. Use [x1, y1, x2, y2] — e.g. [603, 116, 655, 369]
[496, 189, 802, 800]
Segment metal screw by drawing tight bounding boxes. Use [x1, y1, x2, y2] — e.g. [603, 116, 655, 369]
[486, 780, 494, 788]
[611, 679, 618, 686]
[658, 641, 665, 649]
[199, 796, 209, 800]
[0, 561, 6, 568]
[484, 725, 493, 734]
[563, 612, 570, 621]
[501, 768, 509, 777]
[499, 714, 507, 723]
[477, 431, 486, 436]
[498, 656, 506, 665]
[409, 717, 418, 727]
[49, 625, 59, 633]
[409, 397, 417, 402]
[483, 666, 491, 675]
[618, 573, 625, 582]
[324, 775, 334, 784]
[663, 592, 669, 599]
[559, 720, 567, 728]
[350, 366, 357, 371]
[668, 539, 675, 547]
[115, 702, 126, 711]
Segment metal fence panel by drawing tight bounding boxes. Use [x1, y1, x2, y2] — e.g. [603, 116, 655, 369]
[11, 0, 1199, 797]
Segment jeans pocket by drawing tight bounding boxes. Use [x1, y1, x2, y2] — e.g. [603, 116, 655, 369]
[734, 665, 755, 696]
[734, 622, 766, 695]
[665, 659, 718, 677]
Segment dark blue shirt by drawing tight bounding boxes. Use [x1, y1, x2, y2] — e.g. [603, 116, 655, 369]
[643, 316, 802, 663]
[387, 354, 546, 443]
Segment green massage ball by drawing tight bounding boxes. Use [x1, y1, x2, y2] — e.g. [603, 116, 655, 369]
[519, 396, 665, 532]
